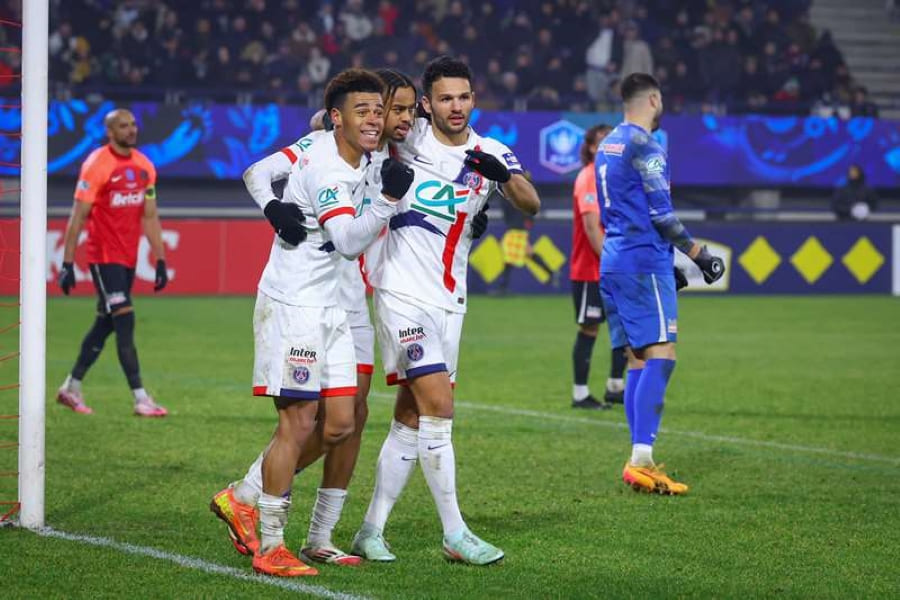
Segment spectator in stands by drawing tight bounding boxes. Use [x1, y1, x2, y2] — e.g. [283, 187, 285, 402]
[850, 86, 880, 118]
[832, 164, 878, 221]
[620, 21, 653, 82]
[585, 11, 622, 103]
[36, 0, 866, 116]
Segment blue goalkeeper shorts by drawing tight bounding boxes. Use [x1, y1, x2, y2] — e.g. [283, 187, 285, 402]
[599, 272, 678, 350]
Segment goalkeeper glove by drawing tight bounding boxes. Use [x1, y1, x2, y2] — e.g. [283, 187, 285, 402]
[58, 262, 75, 295]
[464, 149, 511, 183]
[471, 203, 489, 239]
[154, 259, 168, 292]
[674, 266, 688, 291]
[381, 158, 415, 200]
[693, 246, 725, 284]
[264, 199, 307, 246]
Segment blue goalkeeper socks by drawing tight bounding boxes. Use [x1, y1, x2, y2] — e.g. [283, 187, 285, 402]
[624, 368, 642, 443]
[632, 358, 676, 446]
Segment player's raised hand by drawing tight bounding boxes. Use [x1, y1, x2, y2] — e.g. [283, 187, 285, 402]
[264, 199, 307, 246]
[381, 158, 414, 201]
[471, 203, 490, 239]
[674, 266, 688, 291]
[154, 259, 169, 292]
[464, 149, 510, 183]
[692, 246, 725, 284]
[58, 262, 75, 295]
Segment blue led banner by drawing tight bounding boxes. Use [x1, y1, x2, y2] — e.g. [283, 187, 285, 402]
[1, 100, 898, 187]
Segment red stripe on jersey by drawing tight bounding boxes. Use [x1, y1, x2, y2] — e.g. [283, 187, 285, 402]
[280, 147, 298, 163]
[356, 364, 374, 374]
[318, 206, 356, 226]
[441, 211, 468, 292]
[252, 386, 269, 396]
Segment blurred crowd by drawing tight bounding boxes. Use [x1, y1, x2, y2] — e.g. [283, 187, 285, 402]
[0, 0, 880, 117]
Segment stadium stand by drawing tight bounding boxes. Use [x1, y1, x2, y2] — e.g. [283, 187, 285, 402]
[0, 0, 883, 117]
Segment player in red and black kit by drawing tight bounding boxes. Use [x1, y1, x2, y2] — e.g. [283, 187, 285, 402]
[570, 124, 627, 409]
[56, 108, 170, 417]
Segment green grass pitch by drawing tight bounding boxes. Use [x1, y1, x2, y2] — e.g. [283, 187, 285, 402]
[1, 294, 899, 599]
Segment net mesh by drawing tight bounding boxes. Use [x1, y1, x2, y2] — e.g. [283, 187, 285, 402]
[0, 12, 21, 524]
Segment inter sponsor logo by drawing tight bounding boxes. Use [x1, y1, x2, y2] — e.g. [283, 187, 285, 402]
[288, 346, 317, 365]
[399, 326, 425, 343]
[110, 191, 144, 207]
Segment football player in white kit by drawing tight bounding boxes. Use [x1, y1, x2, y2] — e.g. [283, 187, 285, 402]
[212, 68, 415, 578]
[351, 56, 540, 565]
[211, 69, 421, 568]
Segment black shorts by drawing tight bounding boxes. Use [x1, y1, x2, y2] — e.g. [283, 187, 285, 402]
[90, 263, 135, 314]
[572, 280, 605, 325]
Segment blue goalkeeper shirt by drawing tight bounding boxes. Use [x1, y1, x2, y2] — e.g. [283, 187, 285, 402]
[596, 122, 674, 275]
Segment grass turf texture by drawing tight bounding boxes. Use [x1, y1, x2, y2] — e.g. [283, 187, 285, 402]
[1, 295, 898, 599]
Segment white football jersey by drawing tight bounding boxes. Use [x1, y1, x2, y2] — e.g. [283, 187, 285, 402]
[365, 119, 523, 313]
[257, 132, 371, 307]
[335, 146, 390, 311]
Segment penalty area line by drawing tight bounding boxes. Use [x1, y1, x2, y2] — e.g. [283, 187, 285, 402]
[34, 527, 371, 600]
[370, 391, 900, 466]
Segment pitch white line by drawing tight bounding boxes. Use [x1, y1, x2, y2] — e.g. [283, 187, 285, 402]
[35, 528, 370, 600]
[371, 392, 900, 466]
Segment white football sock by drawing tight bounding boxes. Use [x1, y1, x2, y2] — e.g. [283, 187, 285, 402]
[234, 450, 266, 506]
[306, 488, 347, 547]
[630, 443, 654, 467]
[362, 419, 418, 533]
[573, 384, 590, 400]
[132, 387, 150, 402]
[258, 492, 290, 554]
[606, 378, 625, 393]
[63, 375, 82, 393]
[418, 416, 465, 538]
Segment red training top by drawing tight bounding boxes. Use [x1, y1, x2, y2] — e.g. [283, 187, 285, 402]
[570, 163, 604, 282]
[74, 145, 157, 268]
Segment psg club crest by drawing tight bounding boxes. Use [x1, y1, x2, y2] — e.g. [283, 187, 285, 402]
[463, 171, 482, 189]
[406, 343, 424, 362]
[292, 366, 310, 384]
[539, 120, 585, 175]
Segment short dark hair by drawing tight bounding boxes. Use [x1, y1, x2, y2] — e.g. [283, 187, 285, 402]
[580, 124, 613, 166]
[422, 55, 472, 97]
[620, 73, 660, 103]
[324, 68, 385, 111]
[375, 68, 416, 104]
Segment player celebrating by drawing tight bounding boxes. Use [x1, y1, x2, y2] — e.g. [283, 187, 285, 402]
[569, 123, 629, 410]
[211, 69, 420, 567]
[217, 68, 414, 577]
[55, 108, 169, 417]
[595, 73, 724, 495]
[351, 56, 540, 565]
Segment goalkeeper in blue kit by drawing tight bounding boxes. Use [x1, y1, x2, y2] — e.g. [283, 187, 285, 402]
[595, 73, 724, 495]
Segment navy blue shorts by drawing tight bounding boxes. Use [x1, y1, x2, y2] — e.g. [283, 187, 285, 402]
[600, 272, 678, 350]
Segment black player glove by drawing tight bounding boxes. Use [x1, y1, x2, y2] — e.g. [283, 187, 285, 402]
[264, 199, 307, 246]
[464, 149, 510, 183]
[58, 262, 75, 295]
[381, 158, 415, 200]
[471, 203, 489, 239]
[154, 259, 168, 292]
[692, 246, 725, 284]
[674, 266, 688, 291]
